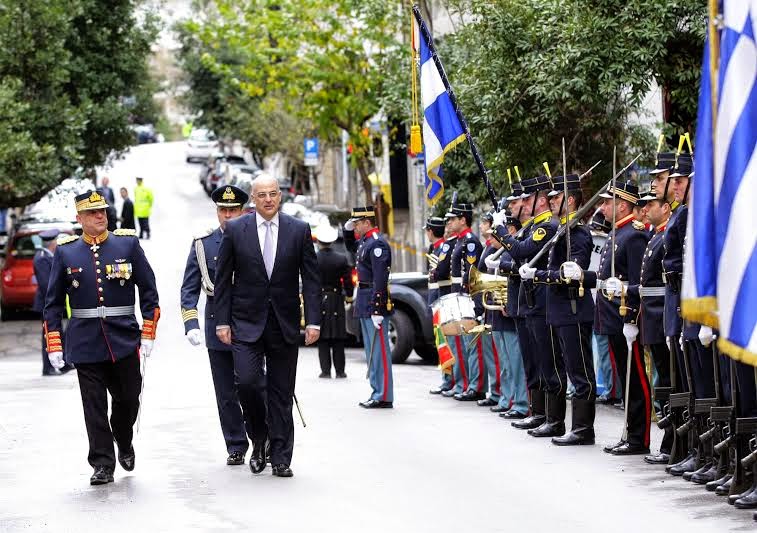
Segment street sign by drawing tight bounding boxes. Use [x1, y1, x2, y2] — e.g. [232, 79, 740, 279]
[304, 138, 319, 166]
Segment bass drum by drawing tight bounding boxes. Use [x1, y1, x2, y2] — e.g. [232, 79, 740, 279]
[431, 293, 477, 336]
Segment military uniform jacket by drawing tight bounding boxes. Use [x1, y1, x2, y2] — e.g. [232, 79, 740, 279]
[426, 236, 446, 305]
[450, 228, 483, 293]
[626, 225, 666, 345]
[430, 235, 457, 299]
[43, 230, 160, 364]
[32, 248, 54, 312]
[180, 227, 226, 352]
[533, 218, 595, 326]
[663, 204, 686, 337]
[478, 244, 514, 332]
[497, 211, 557, 317]
[353, 228, 393, 318]
[495, 219, 532, 318]
[584, 214, 650, 336]
[317, 247, 354, 339]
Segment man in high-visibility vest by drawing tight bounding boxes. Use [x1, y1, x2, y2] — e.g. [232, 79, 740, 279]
[134, 177, 154, 240]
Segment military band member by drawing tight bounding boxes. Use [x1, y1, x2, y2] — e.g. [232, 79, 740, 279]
[476, 211, 502, 407]
[314, 223, 354, 379]
[627, 185, 674, 463]
[344, 206, 394, 408]
[180, 185, 249, 466]
[44, 190, 160, 485]
[438, 218, 467, 398]
[521, 173, 596, 445]
[494, 176, 563, 437]
[446, 202, 486, 402]
[564, 180, 651, 455]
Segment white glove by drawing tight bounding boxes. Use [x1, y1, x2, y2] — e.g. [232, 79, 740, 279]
[561, 261, 582, 281]
[623, 323, 639, 343]
[187, 328, 202, 346]
[371, 315, 384, 329]
[48, 351, 66, 370]
[603, 277, 623, 297]
[141, 339, 154, 357]
[519, 265, 536, 280]
[679, 333, 685, 352]
[344, 219, 355, 231]
[698, 325, 716, 347]
[484, 254, 500, 271]
[492, 210, 506, 228]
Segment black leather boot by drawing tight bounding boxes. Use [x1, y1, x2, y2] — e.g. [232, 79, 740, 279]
[683, 416, 712, 481]
[670, 426, 699, 476]
[552, 397, 595, 446]
[693, 423, 727, 485]
[512, 389, 546, 430]
[529, 391, 566, 438]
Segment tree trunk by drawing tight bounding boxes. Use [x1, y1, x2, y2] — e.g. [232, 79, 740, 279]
[355, 158, 374, 207]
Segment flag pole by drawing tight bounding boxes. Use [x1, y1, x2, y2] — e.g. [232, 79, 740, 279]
[412, 5, 499, 211]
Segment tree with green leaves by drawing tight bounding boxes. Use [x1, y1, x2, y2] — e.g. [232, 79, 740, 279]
[0, 0, 159, 208]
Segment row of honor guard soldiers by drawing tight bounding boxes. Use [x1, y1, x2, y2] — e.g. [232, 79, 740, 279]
[425, 150, 757, 513]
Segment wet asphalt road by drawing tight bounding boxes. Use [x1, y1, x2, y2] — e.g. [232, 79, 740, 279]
[0, 143, 753, 532]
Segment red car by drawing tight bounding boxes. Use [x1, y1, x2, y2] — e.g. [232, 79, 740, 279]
[0, 222, 77, 320]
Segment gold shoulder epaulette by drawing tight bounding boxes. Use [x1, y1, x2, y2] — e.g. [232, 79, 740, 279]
[113, 228, 137, 237]
[632, 220, 646, 231]
[57, 234, 79, 246]
[194, 227, 215, 241]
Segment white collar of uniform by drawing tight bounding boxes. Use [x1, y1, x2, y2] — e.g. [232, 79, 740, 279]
[256, 211, 279, 228]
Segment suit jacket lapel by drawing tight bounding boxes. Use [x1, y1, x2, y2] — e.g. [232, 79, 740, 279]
[243, 213, 264, 264]
[271, 213, 289, 277]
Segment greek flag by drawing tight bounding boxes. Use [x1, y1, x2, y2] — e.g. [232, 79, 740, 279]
[683, 1, 757, 364]
[412, 15, 466, 205]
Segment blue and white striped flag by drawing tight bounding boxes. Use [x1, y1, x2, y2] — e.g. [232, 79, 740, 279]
[412, 15, 466, 205]
[683, 1, 757, 364]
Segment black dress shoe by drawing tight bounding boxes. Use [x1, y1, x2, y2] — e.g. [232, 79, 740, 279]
[455, 390, 486, 402]
[335, 372, 347, 378]
[477, 398, 497, 407]
[596, 394, 620, 405]
[603, 440, 626, 454]
[318, 372, 331, 378]
[683, 462, 712, 482]
[611, 443, 650, 456]
[644, 452, 670, 465]
[552, 430, 595, 446]
[669, 454, 698, 476]
[359, 399, 393, 409]
[715, 476, 733, 496]
[249, 440, 267, 474]
[272, 464, 293, 477]
[490, 405, 509, 413]
[500, 410, 528, 419]
[691, 463, 720, 485]
[735, 488, 757, 509]
[707, 473, 732, 492]
[528, 421, 565, 438]
[117, 445, 135, 472]
[512, 414, 546, 430]
[227, 451, 245, 465]
[90, 466, 114, 485]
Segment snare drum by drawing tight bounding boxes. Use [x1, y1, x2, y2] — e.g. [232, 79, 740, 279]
[432, 293, 478, 336]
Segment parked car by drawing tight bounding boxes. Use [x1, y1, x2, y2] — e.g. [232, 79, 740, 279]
[204, 155, 248, 195]
[132, 124, 159, 144]
[345, 271, 436, 364]
[198, 152, 225, 190]
[1, 221, 78, 319]
[186, 128, 220, 162]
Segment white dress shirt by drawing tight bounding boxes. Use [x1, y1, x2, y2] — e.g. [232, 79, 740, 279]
[256, 211, 279, 262]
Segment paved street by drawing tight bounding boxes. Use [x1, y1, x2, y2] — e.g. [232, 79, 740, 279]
[0, 143, 752, 532]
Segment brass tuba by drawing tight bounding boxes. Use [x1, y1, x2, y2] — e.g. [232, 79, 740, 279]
[469, 267, 508, 311]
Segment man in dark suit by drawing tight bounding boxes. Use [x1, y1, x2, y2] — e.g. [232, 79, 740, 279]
[181, 185, 249, 466]
[214, 174, 321, 478]
[119, 187, 135, 229]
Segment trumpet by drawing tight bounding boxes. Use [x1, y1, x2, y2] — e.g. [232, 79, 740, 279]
[469, 267, 508, 311]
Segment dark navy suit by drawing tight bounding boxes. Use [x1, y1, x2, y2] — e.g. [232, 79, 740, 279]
[181, 227, 248, 455]
[534, 220, 595, 401]
[214, 212, 321, 466]
[33, 247, 55, 374]
[584, 215, 651, 448]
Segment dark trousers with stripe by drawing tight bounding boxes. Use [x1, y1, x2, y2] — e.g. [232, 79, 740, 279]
[232, 312, 298, 466]
[608, 334, 652, 448]
[207, 349, 248, 454]
[527, 315, 565, 395]
[76, 353, 141, 469]
[555, 322, 595, 400]
[515, 317, 540, 391]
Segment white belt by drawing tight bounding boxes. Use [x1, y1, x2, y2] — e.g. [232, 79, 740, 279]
[71, 305, 135, 319]
[451, 277, 463, 284]
[639, 286, 666, 297]
[437, 280, 452, 287]
[428, 282, 439, 289]
[596, 279, 629, 291]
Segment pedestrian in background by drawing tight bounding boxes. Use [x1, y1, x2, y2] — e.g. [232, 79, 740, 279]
[119, 187, 135, 229]
[134, 177, 153, 239]
[314, 223, 354, 379]
[97, 187, 118, 231]
[99, 176, 115, 205]
[33, 229, 73, 376]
